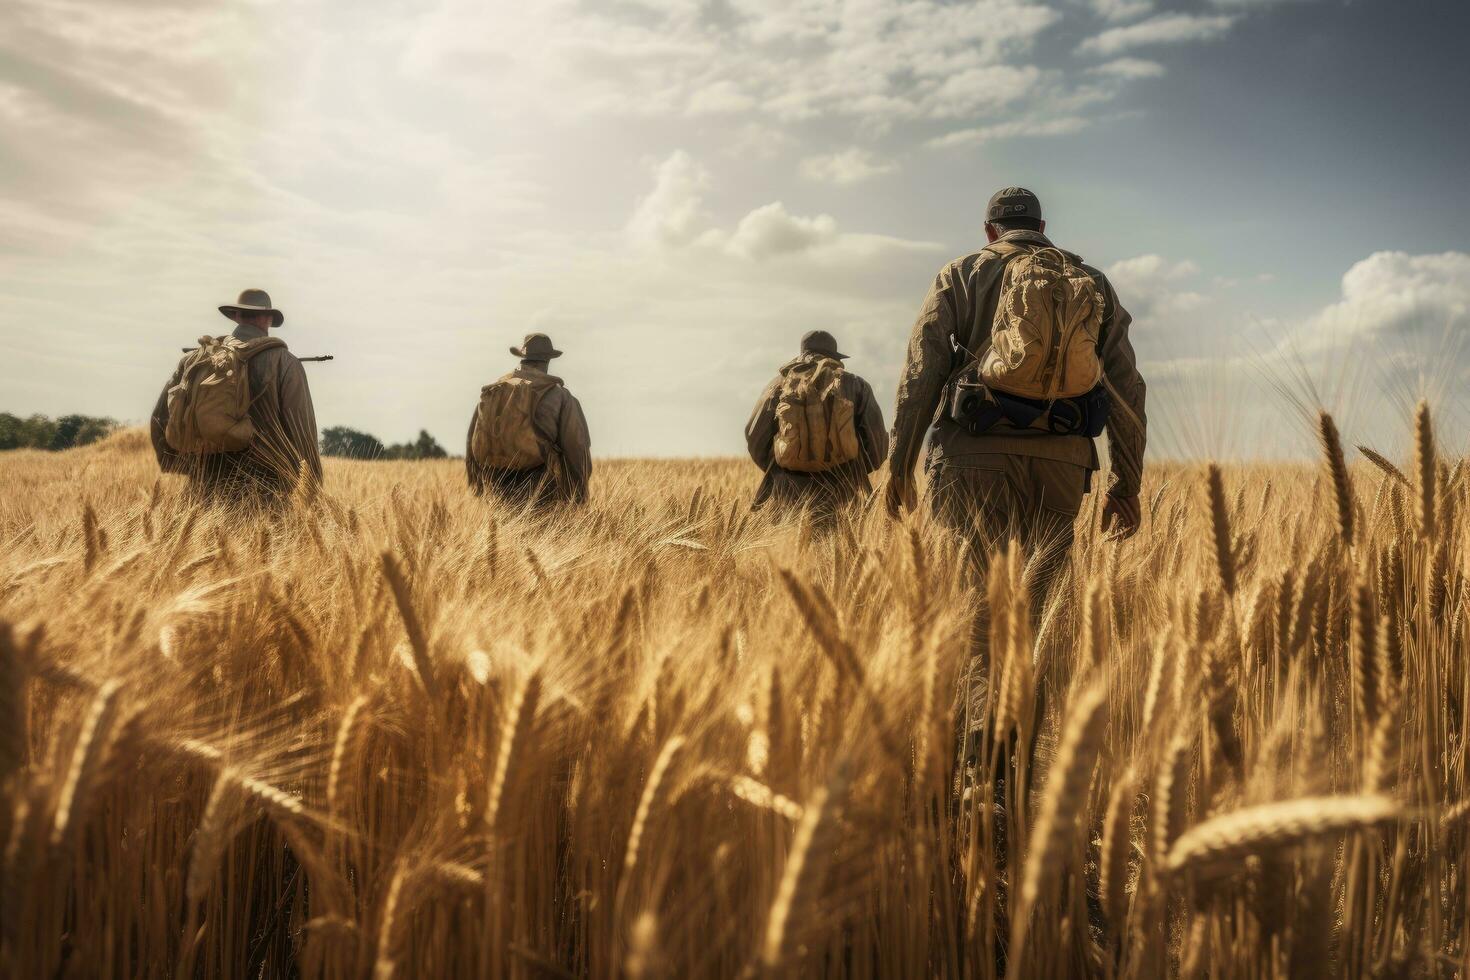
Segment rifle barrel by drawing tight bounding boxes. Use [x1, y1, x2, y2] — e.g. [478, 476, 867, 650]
[180, 347, 333, 362]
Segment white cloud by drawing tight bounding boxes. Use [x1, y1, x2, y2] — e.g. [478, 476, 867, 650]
[627, 151, 711, 249]
[1107, 254, 1208, 324]
[405, 0, 1065, 132]
[927, 115, 1090, 149]
[1091, 0, 1156, 22]
[624, 153, 938, 265]
[1077, 13, 1236, 57]
[1306, 251, 1470, 348]
[724, 203, 839, 259]
[799, 149, 897, 186]
[1090, 57, 1167, 79]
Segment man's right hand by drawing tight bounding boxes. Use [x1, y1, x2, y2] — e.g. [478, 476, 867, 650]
[885, 473, 917, 518]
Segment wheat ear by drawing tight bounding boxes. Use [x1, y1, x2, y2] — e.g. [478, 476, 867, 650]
[186, 768, 249, 905]
[1099, 768, 1135, 934]
[1350, 580, 1378, 729]
[327, 694, 371, 816]
[1206, 464, 1236, 597]
[51, 678, 123, 847]
[623, 735, 686, 879]
[1318, 411, 1355, 546]
[1013, 682, 1109, 960]
[1357, 445, 1409, 486]
[1414, 400, 1435, 539]
[759, 762, 851, 970]
[484, 671, 541, 833]
[1165, 795, 1400, 880]
[380, 552, 439, 702]
[1154, 733, 1192, 869]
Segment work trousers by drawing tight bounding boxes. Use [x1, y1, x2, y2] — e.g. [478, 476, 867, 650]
[480, 466, 563, 510]
[929, 453, 1089, 608]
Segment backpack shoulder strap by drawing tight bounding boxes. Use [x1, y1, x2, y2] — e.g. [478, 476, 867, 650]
[235, 337, 288, 360]
[981, 240, 1030, 260]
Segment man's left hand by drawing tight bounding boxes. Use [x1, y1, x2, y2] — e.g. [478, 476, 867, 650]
[1102, 493, 1141, 540]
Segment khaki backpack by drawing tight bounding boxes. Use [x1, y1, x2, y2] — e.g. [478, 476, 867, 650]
[772, 358, 861, 473]
[471, 372, 559, 470]
[164, 335, 285, 455]
[978, 245, 1104, 401]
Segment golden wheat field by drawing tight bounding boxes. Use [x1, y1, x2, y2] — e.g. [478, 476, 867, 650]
[1, 412, 1467, 979]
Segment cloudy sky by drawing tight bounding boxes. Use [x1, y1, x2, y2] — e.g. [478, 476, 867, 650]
[1, 0, 1466, 460]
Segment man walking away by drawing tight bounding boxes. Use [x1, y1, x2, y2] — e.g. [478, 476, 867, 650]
[466, 333, 592, 508]
[746, 330, 888, 521]
[886, 187, 1147, 600]
[150, 288, 322, 504]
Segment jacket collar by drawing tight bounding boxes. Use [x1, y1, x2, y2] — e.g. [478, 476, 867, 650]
[232, 322, 268, 342]
[510, 366, 562, 384]
[992, 228, 1086, 264]
[780, 352, 842, 375]
[997, 229, 1054, 248]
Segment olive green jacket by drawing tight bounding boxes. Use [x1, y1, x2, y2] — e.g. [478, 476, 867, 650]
[888, 229, 1148, 498]
[150, 323, 322, 495]
[465, 365, 593, 504]
[745, 354, 889, 508]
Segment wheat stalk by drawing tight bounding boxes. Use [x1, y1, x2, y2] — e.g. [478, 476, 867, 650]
[0, 623, 28, 783]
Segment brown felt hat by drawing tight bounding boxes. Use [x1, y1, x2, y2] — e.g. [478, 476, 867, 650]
[511, 333, 562, 360]
[219, 288, 284, 328]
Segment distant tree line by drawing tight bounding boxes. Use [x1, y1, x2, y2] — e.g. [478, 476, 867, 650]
[320, 426, 449, 460]
[0, 414, 449, 460]
[0, 413, 117, 451]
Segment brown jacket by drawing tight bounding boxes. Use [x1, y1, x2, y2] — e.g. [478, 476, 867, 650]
[746, 354, 889, 508]
[888, 229, 1147, 498]
[465, 366, 593, 504]
[150, 323, 322, 497]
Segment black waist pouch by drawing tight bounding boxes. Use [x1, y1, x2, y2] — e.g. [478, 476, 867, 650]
[949, 381, 1005, 434]
[1047, 383, 1110, 437]
[951, 379, 1110, 438]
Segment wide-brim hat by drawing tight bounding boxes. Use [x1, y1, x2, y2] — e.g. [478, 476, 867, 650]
[511, 332, 563, 359]
[800, 329, 848, 360]
[219, 288, 284, 327]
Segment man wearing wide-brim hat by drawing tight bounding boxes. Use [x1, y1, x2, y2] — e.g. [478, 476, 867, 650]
[465, 332, 592, 508]
[744, 329, 888, 521]
[149, 288, 322, 501]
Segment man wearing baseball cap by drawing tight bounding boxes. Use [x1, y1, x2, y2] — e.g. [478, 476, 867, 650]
[745, 329, 888, 520]
[886, 187, 1148, 594]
